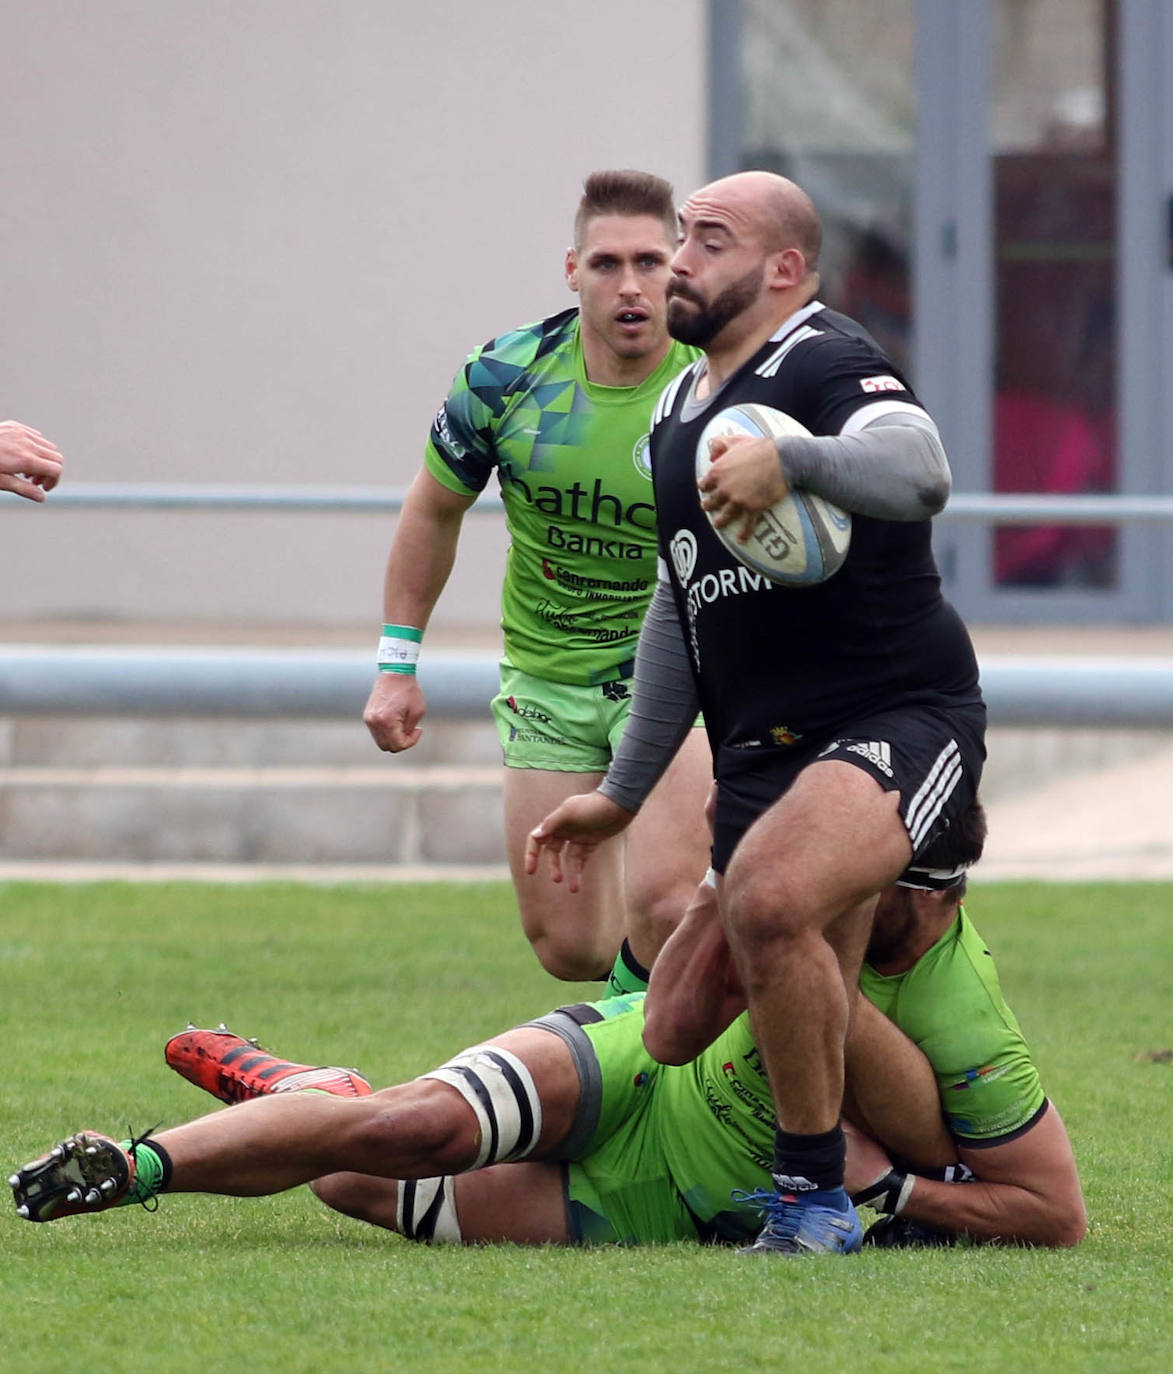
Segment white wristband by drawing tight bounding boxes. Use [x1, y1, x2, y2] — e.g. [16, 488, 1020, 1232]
[378, 624, 422, 674]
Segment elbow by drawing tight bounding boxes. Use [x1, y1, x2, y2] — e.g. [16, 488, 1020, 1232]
[641, 1008, 699, 1066]
[917, 471, 951, 518]
[1046, 1198, 1088, 1249]
[1019, 1196, 1087, 1249]
[915, 426, 951, 516]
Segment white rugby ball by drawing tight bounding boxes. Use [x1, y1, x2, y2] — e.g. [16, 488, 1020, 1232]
[695, 403, 851, 586]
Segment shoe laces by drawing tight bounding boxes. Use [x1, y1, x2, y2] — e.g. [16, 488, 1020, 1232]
[731, 1188, 803, 1241]
[125, 1122, 163, 1213]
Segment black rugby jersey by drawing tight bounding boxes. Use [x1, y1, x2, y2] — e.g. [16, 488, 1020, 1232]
[649, 303, 982, 755]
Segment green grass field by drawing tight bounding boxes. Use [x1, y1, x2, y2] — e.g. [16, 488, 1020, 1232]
[1, 880, 1170, 1373]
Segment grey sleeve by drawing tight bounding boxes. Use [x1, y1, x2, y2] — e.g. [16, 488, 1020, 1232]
[597, 578, 701, 815]
[775, 410, 951, 521]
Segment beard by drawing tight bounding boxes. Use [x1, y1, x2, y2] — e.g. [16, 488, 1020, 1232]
[865, 889, 918, 966]
[667, 262, 763, 346]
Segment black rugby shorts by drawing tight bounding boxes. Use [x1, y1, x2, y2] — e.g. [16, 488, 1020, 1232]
[710, 701, 986, 874]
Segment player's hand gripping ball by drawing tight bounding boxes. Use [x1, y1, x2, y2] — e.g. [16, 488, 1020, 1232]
[695, 404, 851, 586]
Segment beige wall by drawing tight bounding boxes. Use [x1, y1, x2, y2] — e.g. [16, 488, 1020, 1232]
[0, 0, 707, 633]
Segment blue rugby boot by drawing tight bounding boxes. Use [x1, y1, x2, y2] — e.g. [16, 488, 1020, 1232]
[734, 1186, 863, 1256]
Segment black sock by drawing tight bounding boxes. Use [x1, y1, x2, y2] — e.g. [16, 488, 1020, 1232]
[772, 1124, 846, 1194]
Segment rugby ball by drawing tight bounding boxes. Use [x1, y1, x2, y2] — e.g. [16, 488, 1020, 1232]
[695, 404, 851, 586]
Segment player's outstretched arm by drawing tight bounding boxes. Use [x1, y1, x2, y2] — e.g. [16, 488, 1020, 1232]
[642, 873, 746, 1064]
[847, 1103, 1086, 1247]
[0, 421, 64, 501]
[525, 791, 636, 893]
[363, 468, 475, 753]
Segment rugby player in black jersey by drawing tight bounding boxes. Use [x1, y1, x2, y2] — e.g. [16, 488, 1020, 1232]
[526, 170, 985, 1256]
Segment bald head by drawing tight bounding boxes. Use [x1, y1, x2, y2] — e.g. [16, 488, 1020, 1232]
[690, 171, 821, 274]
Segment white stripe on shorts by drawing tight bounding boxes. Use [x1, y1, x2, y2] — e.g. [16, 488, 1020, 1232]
[905, 739, 963, 848]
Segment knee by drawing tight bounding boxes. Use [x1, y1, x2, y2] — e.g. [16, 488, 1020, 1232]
[351, 1085, 477, 1176]
[528, 930, 611, 982]
[626, 879, 693, 960]
[721, 864, 807, 953]
[311, 1171, 383, 1221]
[1046, 1198, 1088, 1249]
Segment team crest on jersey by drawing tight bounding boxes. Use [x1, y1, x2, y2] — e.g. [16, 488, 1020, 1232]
[631, 433, 653, 480]
[669, 529, 698, 585]
[770, 724, 803, 747]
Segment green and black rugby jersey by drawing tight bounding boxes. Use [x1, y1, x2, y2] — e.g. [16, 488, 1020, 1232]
[425, 307, 699, 686]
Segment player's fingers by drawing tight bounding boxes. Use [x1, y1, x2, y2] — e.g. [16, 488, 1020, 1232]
[363, 716, 393, 751]
[525, 827, 565, 884]
[736, 509, 758, 542]
[708, 501, 739, 530]
[0, 474, 47, 502]
[563, 844, 592, 894]
[18, 450, 63, 475]
[24, 436, 63, 463]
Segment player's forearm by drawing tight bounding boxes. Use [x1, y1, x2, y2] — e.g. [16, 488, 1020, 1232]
[776, 414, 951, 520]
[899, 1173, 1085, 1248]
[598, 580, 700, 814]
[382, 479, 469, 628]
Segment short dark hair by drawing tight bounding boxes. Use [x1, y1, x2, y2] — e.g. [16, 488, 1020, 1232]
[913, 799, 988, 901]
[574, 170, 676, 249]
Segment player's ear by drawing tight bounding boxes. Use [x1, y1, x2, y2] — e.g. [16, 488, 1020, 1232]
[768, 247, 807, 291]
[565, 247, 580, 293]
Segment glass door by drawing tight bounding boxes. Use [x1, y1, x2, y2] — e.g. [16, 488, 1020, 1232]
[714, 0, 1172, 622]
[919, 0, 1168, 621]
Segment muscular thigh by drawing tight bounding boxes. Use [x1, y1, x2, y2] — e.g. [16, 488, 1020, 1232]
[715, 703, 985, 881]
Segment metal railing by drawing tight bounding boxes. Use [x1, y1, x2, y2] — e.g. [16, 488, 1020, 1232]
[0, 645, 1171, 726]
[3, 484, 1171, 727]
[7, 483, 1173, 524]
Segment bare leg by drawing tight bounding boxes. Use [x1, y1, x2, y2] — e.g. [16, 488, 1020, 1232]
[159, 1027, 582, 1198]
[723, 762, 911, 1137]
[159, 1084, 469, 1196]
[621, 728, 711, 969]
[504, 767, 624, 980]
[313, 1160, 570, 1245]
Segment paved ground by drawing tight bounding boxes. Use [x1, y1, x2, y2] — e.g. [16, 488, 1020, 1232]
[980, 739, 1173, 880]
[2, 741, 1170, 884]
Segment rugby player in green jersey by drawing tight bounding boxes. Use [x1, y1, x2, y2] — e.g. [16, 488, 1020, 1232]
[362, 171, 710, 988]
[11, 805, 1085, 1249]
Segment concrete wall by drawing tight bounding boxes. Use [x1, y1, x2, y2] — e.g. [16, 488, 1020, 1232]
[0, 0, 707, 632]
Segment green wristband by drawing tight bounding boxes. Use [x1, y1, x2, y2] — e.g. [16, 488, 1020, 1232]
[378, 624, 422, 674]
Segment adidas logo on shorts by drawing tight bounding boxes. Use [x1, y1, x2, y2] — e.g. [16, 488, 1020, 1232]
[842, 741, 895, 777]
